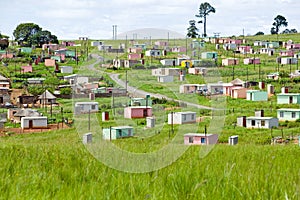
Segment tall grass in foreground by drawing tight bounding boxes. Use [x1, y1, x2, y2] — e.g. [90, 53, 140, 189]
[0, 129, 299, 199]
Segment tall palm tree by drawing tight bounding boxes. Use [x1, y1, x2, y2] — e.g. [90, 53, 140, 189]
[195, 2, 216, 37]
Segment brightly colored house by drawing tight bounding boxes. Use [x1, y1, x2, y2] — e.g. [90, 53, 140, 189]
[184, 133, 218, 145]
[246, 90, 268, 101]
[277, 93, 300, 104]
[124, 106, 152, 119]
[201, 52, 218, 59]
[102, 126, 134, 140]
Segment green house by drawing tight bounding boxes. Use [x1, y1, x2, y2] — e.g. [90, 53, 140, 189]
[51, 56, 61, 63]
[277, 108, 300, 121]
[102, 126, 134, 140]
[20, 47, 32, 54]
[246, 90, 268, 101]
[277, 93, 300, 104]
[128, 96, 152, 107]
[66, 50, 75, 57]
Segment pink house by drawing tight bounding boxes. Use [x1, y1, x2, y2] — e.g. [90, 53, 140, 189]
[155, 41, 169, 47]
[222, 58, 239, 66]
[1, 53, 14, 59]
[286, 43, 300, 50]
[128, 53, 141, 60]
[231, 87, 248, 99]
[237, 46, 252, 53]
[21, 65, 33, 73]
[171, 47, 187, 53]
[243, 58, 261, 65]
[184, 133, 218, 145]
[127, 48, 143, 54]
[45, 59, 56, 67]
[124, 106, 152, 118]
[280, 50, 294, 57]
[228, 39, 242, 45]
[61, 41, 75, 46]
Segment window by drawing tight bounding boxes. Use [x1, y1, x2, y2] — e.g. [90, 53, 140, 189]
[292, 112, 296, 118]
[261, 120, 265, 127]
[128, 129, 132, 136]
[280, 112, 284, 118]
[191, 114, 195, 120]
[91, 105, 96, 110]
[251, 120, 256, 126]
[118, 130, 122, 137]
[183, 114, 186, 121]
[189, 137, 194, 143]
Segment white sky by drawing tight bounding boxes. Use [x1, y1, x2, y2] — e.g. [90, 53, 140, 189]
[0, 0, 299, 40]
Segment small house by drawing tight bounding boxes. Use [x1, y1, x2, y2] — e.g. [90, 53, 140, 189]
[127, 47, 143, 54]
[168, 112, 196, 124]
[12, 109, 42, 123]
[243, 58, 261, 65]
[128, 53, 141, 60]
[181, 60, 192, 68]
[27, 78, 45, 85]
[260, 48, 275, 56]
[222, 58, 239, 66]
[21, 65, 33, 73]
[286, 43, 300, 50]
[281, 57, 297, 65]
[192, 40, 205, 49]
[237, 46, 252, 54]
[38, 90, 57, 105]
[280, 50, 294, 57]
[207, 82, 224, 94]
[254, 41, 266, 46]
[228, 135, 238, 145]
[184, 133, 218, 145]
[133, 44, 147, 50]
[231, 87, 248, 99]
[160, 59, 176, 66]
[102, 126, 134, 140]
[201, 52, 218, 59]
[157, 75, 173, 83]
[277, 108, 300, 121]
[246, 117, 278, 129]
[0, 75, 10, 88]
[113, 59, 125, 68]
[145, 50, 161, 57]
[60, 66, 73, 74]
[188, 67, 207, 75]
[277, 93, 300, 104]
[0, 87, 10, 104]
[74, 102, 99, 114]
[246, 90, 268, 101]
[223, 43, 237, 50]
[17, 95, 35, 106]
[20, 47, 32, 54]
[152, 68, 180, 76]
[171, 47, 187, 53]
[124, 60, 141, 68]
[44, 59, 56, 67]
[154, 41, 169, 47]
[124, 106, 152, 119]
[91, 41, 103, 46]
[265, 42, 280, 48]
[21, 116, 48, 129]
[179, 84, 207, 94]
[129, 97, 152, 107]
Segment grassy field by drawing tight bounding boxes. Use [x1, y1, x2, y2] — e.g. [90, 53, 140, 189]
[0, 129, 299, 199]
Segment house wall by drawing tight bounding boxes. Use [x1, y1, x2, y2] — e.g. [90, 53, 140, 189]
[184, 134, 218, 145]
[168, 112, 196, 124]
[277, 94, 300, 104]
[45, 59, 56, 67]
[277, 110, 300, 121]
[281, 57, 298, 64]
[160, 59, 176, 66]
[124, 107, 152, 118]
[222, 59, 239, 66]
[157, 76, 173, 83]
[247, 91, 268, 101]
[128, 54, 141, 60]
[103, 128, 117, 140]
[21, 66, 33, 73]
[75, 103, 99, 113]
[21, 117, 48, 129]
[60, 66, 73, 74]
[232, 88, 247, 99]
[246, 118, 278, 129]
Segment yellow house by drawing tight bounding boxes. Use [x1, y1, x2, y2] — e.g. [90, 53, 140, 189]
[181, 60, 192, 68]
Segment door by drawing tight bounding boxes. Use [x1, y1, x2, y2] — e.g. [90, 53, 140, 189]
[289, 96, 293, 104]
[143, 109, 148, 117]
[29, 120, 33, 128]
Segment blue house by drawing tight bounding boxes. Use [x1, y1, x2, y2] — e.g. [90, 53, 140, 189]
[277, 108, 300, 121]
[277, 93, 300, 104]
[246, 90, 268, 101]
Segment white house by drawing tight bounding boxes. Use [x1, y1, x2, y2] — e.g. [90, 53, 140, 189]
[281, 57, 298, 65]
[246, 117, 278, 129]
[60, 66, 73, 74]
[168, 112, 196, 124]
[152, 68, 180, 76]
[160, 59, 176, 66]
[74, 102, 99, 114]
[145, 50, 161, 57]
[21, 116, 48, 129]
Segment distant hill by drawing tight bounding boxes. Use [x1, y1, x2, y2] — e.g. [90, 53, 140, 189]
[117, 28, 185, 40]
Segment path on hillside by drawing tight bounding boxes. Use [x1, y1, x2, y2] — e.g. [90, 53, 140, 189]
[87, 54, 214, 110]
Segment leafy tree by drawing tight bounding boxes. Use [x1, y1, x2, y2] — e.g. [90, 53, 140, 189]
[195, 2, 216, 37]
[255, 31, 264, 36]
[281, 28, 298, 34]
[270, 15, 288, 34]
[13, 23, 58, 47]
[187, 20, 199, 38]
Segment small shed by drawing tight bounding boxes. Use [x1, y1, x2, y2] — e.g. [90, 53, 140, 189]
[83, 133, 92, 144]
[146, 117, 155, 128]
[228, 135, 238, 145]
[74, 102, 99, 114]
[124, 106, 152, 119]
[102, 126, 134, 140]
[281, 57, 298, 65]
[222, 58, 239, 66]
[145, 50, 161, 57]
[277, 108, 300, 121]
[168, 112, 196, 124]
[179, 84, 207, 94]
[243, 58, 260, 65]
[21, 116, 48, 129]
[188, 67, 207, 75]
[246, 90, 268, 101]
[201, 52, 218, 59]
[38, 90, 57, 105]
[184, 133, 218, 145]
[21, 65, 33, 73]
[231, 87, 248, 99]
[160, 59, 176, 66]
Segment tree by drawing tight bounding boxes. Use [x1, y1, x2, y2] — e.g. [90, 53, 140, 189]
[254, 31, 264, 36]
[13, 23, 58, 47]
[270, 15, 288, 34]
[195, 2, 216, 37]
[281, 28, 298, 34]
[187, 20, 199, 38]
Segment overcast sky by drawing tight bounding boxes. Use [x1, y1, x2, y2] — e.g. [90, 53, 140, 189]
[0, 0, 299, 40]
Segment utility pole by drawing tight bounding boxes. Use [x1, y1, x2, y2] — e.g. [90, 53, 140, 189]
[88, 109, 91, 131]
[125, 70, 128, 94]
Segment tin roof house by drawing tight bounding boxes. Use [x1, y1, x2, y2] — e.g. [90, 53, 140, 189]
[38, 90, 57, 105]
[102, 126, 134, 140]
[168, 111, 196, 124]
[124, 106, 152, 119]
[21, 116, 48, 129]
[74, 102, 99, 115]
[184, 133, 218, 145]
[179, 84, 207, 94]
[246, 90, 268, 101]
[237, 110, 278, 129]
[277, 93, 300, 104]
[277, 108, 300, 121]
